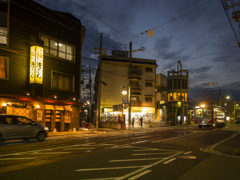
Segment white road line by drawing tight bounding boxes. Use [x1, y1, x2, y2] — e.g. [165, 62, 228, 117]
[133, 148, 163, 151]
[132, 152, 174, 156]
[0, 143, 93, 158]
[7, 143, 25, 146]
[62, 147, 96, 150]
[131, 140, 147, 144]
[130, 136, 151, 140]
[109, 158, 165, 162]
[81, 177, 118, 180]
[163, 158, 177, 164]
[76, 166, 145, 172]
[31, 152, 70, 155]
[113, 139, 128, 142]
[0, 157, 36, 160]
[115, 151, 183, 180]
[184, 151, 192, 154]
[128, 170, 152, 180]
[152, 131, 207, 143]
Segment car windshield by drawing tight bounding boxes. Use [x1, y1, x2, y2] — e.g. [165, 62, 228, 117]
[195, 108, 211, 118]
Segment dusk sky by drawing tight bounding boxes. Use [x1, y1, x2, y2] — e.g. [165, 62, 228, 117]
[34, 0, 240, 100]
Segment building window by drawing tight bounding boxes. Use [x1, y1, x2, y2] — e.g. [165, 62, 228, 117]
[52, 71, 74, 92]
[145, 97, 152, 102]
[168, 93, 173, 102]
[182, 79, 187, 89]
[0, 27, 7, 44]
[145, 68, 152, 72]
[0, 56, 7, 79]
[131, 96, 139, 101]
[168, 79, 172, 89]
[145, 81, 153, 87]
[41, 35, 74, 61]
[224, 103, 227, 106]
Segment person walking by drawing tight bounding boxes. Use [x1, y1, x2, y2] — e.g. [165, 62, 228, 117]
[139, 116, 143, 127]
[132, 117, 135, 128]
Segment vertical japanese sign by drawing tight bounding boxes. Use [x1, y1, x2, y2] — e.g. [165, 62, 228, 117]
[30, 46, 43, 84]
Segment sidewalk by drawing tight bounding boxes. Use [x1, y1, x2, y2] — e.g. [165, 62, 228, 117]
[48, 125, 196, 137]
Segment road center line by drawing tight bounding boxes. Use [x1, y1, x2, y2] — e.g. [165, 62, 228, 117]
[128, 170, 152, 180]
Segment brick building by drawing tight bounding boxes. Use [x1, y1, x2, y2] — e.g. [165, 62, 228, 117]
[0, 0, 85, 131]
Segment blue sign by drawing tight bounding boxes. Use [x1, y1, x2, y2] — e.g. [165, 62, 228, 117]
[124, 99, 128, 104]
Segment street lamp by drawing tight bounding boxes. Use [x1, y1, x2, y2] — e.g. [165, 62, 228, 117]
[226, 96, 230, 99]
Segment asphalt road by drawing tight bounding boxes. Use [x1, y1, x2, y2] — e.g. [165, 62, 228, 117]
[0, 124, 240, 180]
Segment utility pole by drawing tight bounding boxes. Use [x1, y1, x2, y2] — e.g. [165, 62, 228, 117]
[127, 43, 146, 129]
[89, 66, 92, 123]
[128, 42, 132, 129]
[96, 33, 103, 130]
[219, 89, 221, 106]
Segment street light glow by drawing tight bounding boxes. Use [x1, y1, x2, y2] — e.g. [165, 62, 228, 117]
[122, 90, 127, 95]
[226, 96, 230, 99]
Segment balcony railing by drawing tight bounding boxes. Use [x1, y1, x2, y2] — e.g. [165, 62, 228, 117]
[131, 101, 141, 106]
[131, 85, 141, 90]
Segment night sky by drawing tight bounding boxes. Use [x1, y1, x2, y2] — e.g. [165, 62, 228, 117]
[33, 0, 240, 101]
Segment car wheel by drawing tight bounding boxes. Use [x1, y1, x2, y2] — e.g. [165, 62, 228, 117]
[37, 132, 46, 141]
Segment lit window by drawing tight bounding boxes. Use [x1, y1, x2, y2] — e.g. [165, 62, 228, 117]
[224, 103, 227, 106]
[168, 93, 173, 102]
[41, 35, 74, 61]
[52, 71, 74, 92]
[0, 27, 7, 44]
[0, 56, 7, 79]
[50, 39, 58, 56]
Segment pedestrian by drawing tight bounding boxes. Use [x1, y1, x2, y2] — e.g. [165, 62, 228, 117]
[139, 116, 143, 127]
[132, 117, 135, 128]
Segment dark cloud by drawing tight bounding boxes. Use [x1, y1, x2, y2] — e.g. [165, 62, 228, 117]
[189, 66, 212, 74]
[154, 37, 190, 61]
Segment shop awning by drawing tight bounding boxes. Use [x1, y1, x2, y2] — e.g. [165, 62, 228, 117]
[55, 106, 64, 110]
[45, 105, 54, 110]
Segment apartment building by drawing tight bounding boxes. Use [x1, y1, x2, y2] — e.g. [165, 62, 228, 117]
[0, 0, 85, 132]
[94, 50, 157, 128]
[167, 61, 189, 125]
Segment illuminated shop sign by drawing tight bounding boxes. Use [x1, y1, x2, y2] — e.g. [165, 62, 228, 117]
[30, 46, 43, 84]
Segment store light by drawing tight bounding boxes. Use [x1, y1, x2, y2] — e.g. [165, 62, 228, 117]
[200, 104, 205, 108]
[36, 105, 40, 108]
[2, 103, 7, 107]
[236, 104, 239, 107]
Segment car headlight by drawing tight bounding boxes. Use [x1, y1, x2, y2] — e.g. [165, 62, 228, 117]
[44, 127, 49, 131]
